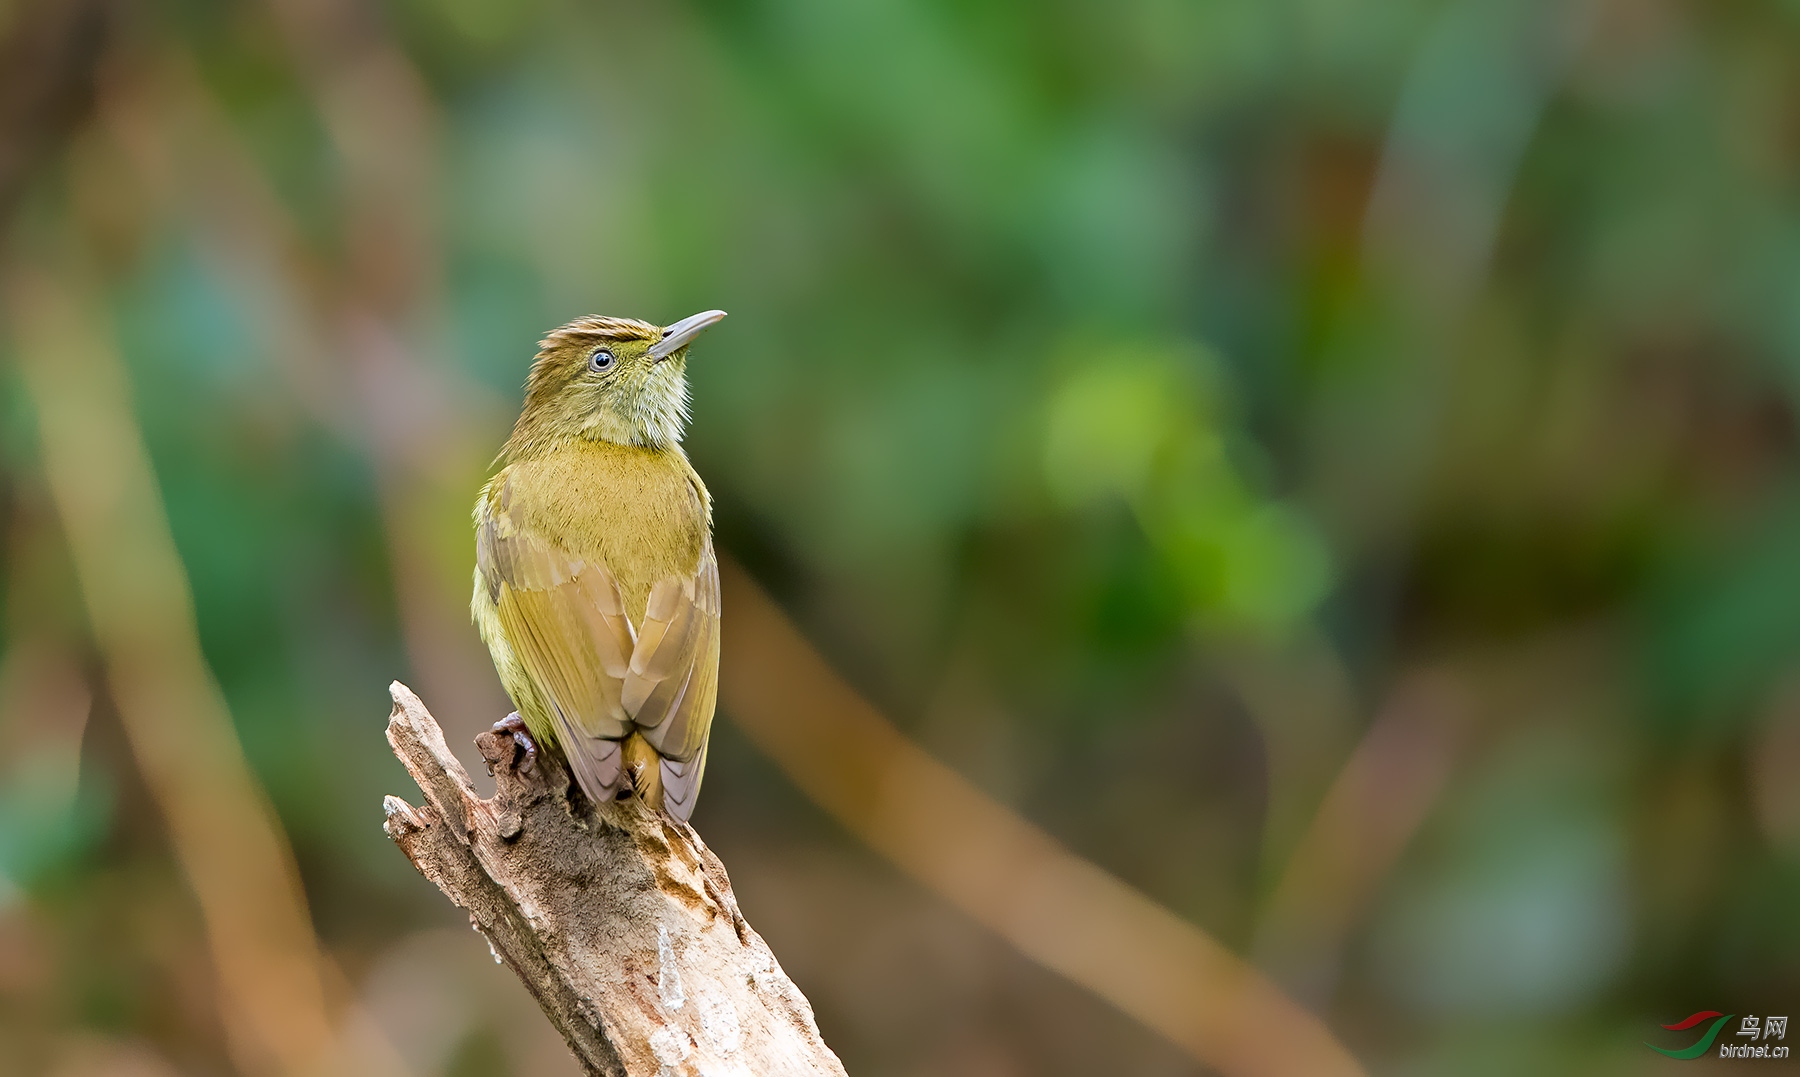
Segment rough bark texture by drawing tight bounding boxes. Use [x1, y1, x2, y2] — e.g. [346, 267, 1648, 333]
[381, 682, 848, 1077]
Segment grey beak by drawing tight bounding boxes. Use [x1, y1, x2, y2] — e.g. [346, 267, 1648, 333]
[648, 309, 728, 360]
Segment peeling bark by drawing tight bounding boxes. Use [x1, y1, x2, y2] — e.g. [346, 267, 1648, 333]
[381, 682, 847, 1077]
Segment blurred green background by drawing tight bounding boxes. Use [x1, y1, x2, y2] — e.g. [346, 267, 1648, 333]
[3, 0, 1799, 1073]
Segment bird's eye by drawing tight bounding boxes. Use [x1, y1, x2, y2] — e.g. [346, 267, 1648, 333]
[588, 348, 615, 372]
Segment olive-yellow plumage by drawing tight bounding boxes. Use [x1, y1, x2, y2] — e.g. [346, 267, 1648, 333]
[471, 310, 726, 819]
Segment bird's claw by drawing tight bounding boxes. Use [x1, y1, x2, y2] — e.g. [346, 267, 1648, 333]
[489, 712, 538, 775]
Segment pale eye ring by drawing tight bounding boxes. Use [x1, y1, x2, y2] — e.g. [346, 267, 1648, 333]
[588, 347, 615, 372]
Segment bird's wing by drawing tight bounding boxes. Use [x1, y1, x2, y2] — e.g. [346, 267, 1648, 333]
[623, 538, 721, 820]
[477, 481, 638, 804]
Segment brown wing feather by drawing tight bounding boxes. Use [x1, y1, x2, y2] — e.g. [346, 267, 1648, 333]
[477, 487, 638, 803]
[479, 478, 719, 818]
[626, 541, 721, 820]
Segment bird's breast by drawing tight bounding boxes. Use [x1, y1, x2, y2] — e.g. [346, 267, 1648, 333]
[500, 441, 708, 624]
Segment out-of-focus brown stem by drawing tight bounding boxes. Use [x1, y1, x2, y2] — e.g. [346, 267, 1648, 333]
[0, 0, 115, 226]
[718, 558, 1367, 1077]
[1252, 671, 1469, 999]
[5, 268, 341, 1077]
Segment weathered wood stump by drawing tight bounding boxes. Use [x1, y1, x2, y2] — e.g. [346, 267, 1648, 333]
[381, 682, 847, 1076]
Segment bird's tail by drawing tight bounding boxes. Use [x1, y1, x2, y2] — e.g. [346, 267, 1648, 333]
[622, 731, 664, 809]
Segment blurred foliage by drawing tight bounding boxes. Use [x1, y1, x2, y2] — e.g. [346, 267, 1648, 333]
[1, 0, 1799, 1074]
[1042, 337, 1332, 630]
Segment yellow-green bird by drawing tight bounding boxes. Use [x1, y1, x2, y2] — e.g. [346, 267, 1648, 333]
[472, 310, 727, 820]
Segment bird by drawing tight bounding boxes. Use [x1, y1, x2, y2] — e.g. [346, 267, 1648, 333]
[471, 310, 726, 821]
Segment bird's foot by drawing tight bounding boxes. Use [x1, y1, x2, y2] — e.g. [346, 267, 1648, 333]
[489, 712, 537, 775]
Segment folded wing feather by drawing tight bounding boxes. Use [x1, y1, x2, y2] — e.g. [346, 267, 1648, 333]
[625, 545, 720, 818]
[477, 485, 719, 817]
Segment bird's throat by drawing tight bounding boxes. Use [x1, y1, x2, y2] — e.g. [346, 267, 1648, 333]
[581, 407, 659, 449]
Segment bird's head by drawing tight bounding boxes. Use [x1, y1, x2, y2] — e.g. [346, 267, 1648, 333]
[503, 310, 726, 459]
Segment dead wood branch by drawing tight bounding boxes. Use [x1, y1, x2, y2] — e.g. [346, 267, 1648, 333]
[381, 682, 846, 1077]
